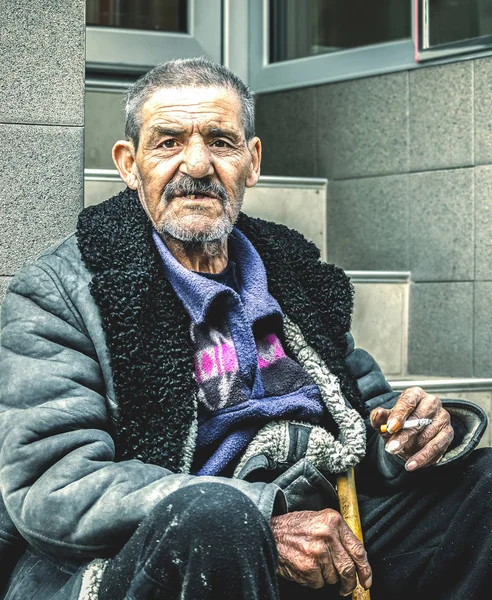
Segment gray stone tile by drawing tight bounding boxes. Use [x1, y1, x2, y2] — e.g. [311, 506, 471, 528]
[326, 174, 409, 271]
[474, 281, 492, 377]
[474, 57, 492, 165]
[243, 184, 327, 260]
[351, 282, 408, 377]
[0, 277, 11, 305]
[255, 87, 317, 177]
[317, 72, 408, 180]
[475, 166, 492, 280]
[409, 169, 474, 281]
[85, 90, 127, 170]
[408, 283, 474, 377]
[84, 179, 126, 208]
[0, 0, 85, 126]
[0, 124, 83, 274]
[409, 62, 473, 171]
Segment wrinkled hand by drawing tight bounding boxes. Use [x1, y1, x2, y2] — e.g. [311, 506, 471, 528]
[370, 386, 454, 471]
[270, 508, 372, 596]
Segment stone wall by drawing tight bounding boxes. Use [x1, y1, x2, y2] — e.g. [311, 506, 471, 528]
[255, 58, 492, 378]
[0, 0, 86, 301]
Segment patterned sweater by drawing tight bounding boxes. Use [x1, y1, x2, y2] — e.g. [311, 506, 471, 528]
[152, 230, 328, 475]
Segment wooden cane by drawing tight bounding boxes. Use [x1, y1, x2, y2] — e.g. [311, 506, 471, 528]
[336, 466, 371, 599]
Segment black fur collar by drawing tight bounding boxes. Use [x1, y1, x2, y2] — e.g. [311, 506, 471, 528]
[76, 188, 362, 471]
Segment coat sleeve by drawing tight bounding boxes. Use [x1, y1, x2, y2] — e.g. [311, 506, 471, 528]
[0, 260, 285, 560]
[344, 333, 488, 490]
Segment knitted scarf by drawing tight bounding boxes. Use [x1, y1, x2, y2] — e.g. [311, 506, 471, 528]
[76, 188, 363, 473]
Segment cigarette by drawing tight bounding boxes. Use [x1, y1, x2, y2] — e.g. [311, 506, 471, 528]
[380, 418, 432, 434]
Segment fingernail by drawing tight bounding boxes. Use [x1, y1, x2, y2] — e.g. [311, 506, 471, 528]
[385, 440, 400, 454]
[405, 460, 418, 471]
[387, 418, 400, 434]
[371, 408, 380, 423]
[365, 576, 373, 589]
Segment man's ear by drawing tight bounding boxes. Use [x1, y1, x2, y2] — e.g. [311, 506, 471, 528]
[245, 137, 262, 188]
[113, 140, 138, 189]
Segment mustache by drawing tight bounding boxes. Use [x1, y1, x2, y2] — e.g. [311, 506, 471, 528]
[163, 176, 229, 204]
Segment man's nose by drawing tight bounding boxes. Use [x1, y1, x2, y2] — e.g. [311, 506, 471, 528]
[179, 139, 214, 178]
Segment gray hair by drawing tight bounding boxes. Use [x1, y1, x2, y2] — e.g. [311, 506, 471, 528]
[124, 57, 255, 149]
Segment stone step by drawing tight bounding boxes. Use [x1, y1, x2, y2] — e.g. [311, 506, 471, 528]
[349, 271, 409, 378]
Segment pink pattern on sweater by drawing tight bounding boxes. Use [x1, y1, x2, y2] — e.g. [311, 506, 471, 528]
[194, 334, 286, 383]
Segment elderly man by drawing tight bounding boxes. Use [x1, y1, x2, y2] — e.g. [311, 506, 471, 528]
[0, 58, 491, 600]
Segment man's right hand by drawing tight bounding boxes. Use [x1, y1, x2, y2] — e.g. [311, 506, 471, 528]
[270, 508, 372, 596]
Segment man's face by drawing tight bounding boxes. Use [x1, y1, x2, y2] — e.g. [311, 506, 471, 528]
[123, 86, 261, 242]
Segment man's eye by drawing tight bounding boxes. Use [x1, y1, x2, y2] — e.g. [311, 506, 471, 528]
[211, 140, 230, 148]
[162, 140, 177, 148]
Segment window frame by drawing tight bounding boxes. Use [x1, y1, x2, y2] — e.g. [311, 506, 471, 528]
[86, 0, 222, 73]
[247, 0, 418, 94]
[415, 0, 492, 62]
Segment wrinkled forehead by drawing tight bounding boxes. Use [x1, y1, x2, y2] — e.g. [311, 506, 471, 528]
[139, 85, 244, 134]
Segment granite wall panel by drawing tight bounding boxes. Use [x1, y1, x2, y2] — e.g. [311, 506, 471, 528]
[316, 72, 408, 180]
[0, 277, 11, 305]
[0, 124, 83, 274]
[409, 169, 474, 282]
[474, 57, 492, 166]
[474, 281, 492, 377]
[409, 62, 473, 172]
[0, 0, 85, 126]
[327, 174, 409, 271]
[408, 282, 474, 377]
[255, 87, 317, 178]
[475, 166, 492, 281]
[85, 90, 126, 170]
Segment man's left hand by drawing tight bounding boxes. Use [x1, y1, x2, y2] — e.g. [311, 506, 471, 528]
[369, 387, 454, 471]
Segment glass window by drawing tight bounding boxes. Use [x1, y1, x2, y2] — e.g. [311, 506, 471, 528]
[417, 0, 492, 61]
[427, 0, 492, 47]
[85, 0, 221, 72]
[86, 0, 188, 33]
[269, 0, 411, 64]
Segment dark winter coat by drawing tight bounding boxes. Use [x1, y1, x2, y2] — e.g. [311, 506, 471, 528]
[0, 189, 487, 596]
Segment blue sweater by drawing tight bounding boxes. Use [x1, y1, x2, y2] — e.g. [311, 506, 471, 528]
[153, 229, 327, 475]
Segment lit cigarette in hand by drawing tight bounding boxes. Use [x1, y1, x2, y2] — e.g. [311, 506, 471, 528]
[380, 418, 432, 434]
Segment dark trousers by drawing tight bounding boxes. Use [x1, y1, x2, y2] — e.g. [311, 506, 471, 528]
[4, 449, 492, 600]
[100, 449, 492, 600]
[360, 447, 492, 600]
[98, 482, 279, 600]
